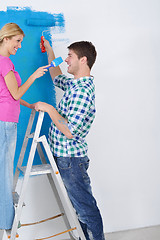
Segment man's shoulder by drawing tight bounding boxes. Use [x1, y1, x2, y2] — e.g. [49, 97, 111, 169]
[70, 85, 95, 102]
[75, 82, 95, 97]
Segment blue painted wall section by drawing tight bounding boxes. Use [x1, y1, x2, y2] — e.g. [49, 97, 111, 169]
[0, 7, 65, 170]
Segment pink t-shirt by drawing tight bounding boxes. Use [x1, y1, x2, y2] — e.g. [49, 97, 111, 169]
[0, 55, 21, 123]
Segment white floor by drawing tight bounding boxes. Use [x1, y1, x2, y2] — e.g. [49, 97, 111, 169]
[105, 225, 160, 240]
[0, 225, 160, 240]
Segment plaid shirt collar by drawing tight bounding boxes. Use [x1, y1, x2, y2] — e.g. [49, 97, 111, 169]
[71, 75, 94, 84]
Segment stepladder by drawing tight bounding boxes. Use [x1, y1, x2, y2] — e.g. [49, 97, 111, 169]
[8, 109, 86, 240]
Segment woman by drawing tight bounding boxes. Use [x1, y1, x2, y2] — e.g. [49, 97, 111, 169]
[0, 22, 48, 230]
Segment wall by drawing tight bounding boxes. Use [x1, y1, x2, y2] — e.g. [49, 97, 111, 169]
[0, 7, 65, 170]
[1, 0, 160, 239]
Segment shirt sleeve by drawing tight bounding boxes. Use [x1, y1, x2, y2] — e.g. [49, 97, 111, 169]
[53, 74, 72, 91]
[67, 88, 91, 139]
[1, 57, 14, 78]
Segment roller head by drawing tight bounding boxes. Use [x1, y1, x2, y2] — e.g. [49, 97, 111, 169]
[46, 57, 63, 69]
[26, 18, 55, 27]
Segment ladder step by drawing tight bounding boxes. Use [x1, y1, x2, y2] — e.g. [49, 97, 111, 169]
[19, 164, 52, 176]
[13, 192, 25, 207]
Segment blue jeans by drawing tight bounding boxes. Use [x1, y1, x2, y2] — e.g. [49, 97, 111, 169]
[0, 121, 16, 229]
[54, 156, 105, 240]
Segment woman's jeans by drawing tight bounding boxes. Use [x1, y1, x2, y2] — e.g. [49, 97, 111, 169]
[54, 156, 105, 240]
[0, 121, 16, 229]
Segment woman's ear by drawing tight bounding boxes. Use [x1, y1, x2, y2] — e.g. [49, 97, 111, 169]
[3, 37, 9, 43]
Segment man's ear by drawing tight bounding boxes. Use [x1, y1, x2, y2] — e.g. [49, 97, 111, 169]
[80, 56, 87, 64]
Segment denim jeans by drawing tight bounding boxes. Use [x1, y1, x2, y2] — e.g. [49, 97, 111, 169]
[54, 156, 105, 240]
[0, 121, 16, 229]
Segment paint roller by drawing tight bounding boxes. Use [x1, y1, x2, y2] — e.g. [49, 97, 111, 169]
[26, 18, 55, 52]
[41, 31, 49, 53]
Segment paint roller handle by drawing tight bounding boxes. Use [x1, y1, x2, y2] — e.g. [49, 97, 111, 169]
[41, 36, 46, 53]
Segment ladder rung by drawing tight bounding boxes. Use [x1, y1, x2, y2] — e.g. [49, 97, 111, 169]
[18, 164, 52, 176]
[13, 192, 25, 207]
[36, 227, 76, 240]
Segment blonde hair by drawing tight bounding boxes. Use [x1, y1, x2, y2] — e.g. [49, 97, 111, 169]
[0, 23, 25, 44]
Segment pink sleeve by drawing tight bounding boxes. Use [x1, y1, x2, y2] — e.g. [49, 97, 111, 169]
[1, 58, 14, 78]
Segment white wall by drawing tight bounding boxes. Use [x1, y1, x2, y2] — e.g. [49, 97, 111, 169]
[2, 0, 160, 238]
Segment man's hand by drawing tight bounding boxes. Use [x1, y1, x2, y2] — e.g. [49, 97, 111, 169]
[34, 101, 49, 112]
[33, 101, 73, 139]
[40, 36, 53, 54]
[40, 36, 62, 79]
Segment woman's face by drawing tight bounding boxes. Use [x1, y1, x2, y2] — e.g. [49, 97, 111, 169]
[5, 34, 23, 56]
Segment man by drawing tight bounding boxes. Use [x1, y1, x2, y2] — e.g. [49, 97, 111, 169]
[34, 37, 105, 240]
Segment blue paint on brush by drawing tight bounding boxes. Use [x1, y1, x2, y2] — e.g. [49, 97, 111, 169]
[46, 57, 63, 69]
[0, 7, 65, 171]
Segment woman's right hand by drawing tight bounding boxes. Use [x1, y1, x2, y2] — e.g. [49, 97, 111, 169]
[31, 65, 49, 80]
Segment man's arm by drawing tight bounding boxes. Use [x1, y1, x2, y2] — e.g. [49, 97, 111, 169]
[34, 101, 73, 139]
[42, 37, 62, 80]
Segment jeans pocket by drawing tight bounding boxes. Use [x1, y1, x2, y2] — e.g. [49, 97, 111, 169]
[57, 157, 71, 170]
[79, 157, 90, 182]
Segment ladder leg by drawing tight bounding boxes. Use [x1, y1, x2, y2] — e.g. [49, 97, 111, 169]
[13, 109, 36, 191]
[11, 111, 44, 240]
[0, 230, 4, 240]
[11, 142, 38, 239]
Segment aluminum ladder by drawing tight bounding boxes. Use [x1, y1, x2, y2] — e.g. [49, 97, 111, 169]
[7, 109, 86, 240]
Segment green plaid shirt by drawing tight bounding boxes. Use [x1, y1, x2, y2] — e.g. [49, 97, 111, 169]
[48, 74, 96, 157]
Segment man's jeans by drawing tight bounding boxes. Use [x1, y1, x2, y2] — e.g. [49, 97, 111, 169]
[54, 156, 105, 240]
[0, 121, 16, 229]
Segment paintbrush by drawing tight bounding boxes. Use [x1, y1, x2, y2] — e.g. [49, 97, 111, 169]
[46, 57, 63, 69]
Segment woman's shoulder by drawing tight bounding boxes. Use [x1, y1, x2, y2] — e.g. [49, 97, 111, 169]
[0, 55, 14, 66]
[0, 55, 13, 65]
[0, 56, 14, 75]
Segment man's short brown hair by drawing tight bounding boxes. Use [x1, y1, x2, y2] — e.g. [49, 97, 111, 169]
[68, 41, 97, 70]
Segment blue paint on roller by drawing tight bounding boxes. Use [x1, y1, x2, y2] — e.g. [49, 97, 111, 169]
[46, 57, 63, 69]
[0, 7, 65, 171]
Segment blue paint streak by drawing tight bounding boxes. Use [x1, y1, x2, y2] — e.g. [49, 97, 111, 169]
[0, 7, 65, 171]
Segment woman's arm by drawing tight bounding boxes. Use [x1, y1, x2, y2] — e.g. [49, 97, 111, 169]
[4, 65, 49, 100]
[20, 99, 35, 109]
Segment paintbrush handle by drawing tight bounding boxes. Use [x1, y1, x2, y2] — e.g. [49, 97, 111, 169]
[45, 64, 55, 69]
[45, 66, 51, 69]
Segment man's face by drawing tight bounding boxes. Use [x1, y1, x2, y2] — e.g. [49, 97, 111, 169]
[65, 49, 80, 76]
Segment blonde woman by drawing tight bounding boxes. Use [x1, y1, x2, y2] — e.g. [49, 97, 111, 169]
[0, 23, 48, 229]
